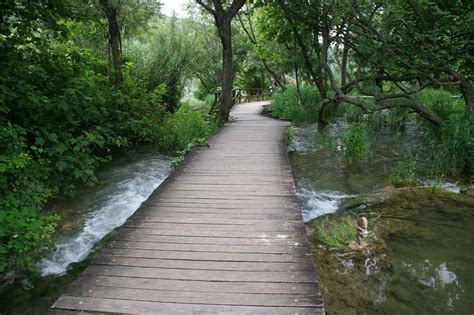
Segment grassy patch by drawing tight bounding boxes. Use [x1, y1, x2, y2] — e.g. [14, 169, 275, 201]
[391, 150, 419, 187]
[313, 217, 357, 248]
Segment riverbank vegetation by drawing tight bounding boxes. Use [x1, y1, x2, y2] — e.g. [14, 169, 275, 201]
[0, 0, 267, 277]
[256, 1, 473, 183]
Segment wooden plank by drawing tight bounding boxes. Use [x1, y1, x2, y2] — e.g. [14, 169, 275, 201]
[99, 248, 310, 262]
[64, 285, 323, 307]
[107, 240, 305, 254]
[82, 265, 317, 283]
[114, 232, 303, 246]
[121, 221, 303, 232]
[118, 227, 307, 239]
[71, 275, 321, 295]
[140, 202, 299, 211]
[129, 211, 301, 221]
[53, 296, 323, 314]
[92, 256, 315, 272]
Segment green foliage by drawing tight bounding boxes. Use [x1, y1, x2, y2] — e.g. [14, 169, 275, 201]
[125, 16, 196, 112]
[157, 104, 215, 155]
[314, 217, 357, 248]
[416, 89, 465, 121]
[343, 123, 370, 163]
[428, 113, 473, 177]
[287, 126, 294, 146]
[269, 86, 320, 122]
[391, 150, 419, 187]
[0, 3, 215, 275]
[171, 137, 209, 168]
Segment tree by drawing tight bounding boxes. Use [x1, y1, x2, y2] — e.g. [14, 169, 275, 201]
[99, 0, 124, 87]
[196, 0, 246, 123]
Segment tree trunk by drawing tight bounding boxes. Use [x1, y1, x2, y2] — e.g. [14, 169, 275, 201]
[217, 18, 233, 123]
[460, 79, 474, 119]
[100, 0, 123, 88]
[295, 65, 304, 107]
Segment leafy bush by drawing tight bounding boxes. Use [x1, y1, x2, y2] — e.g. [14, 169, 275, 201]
[343, 123, 370, 163]
[391, 150, 419, 187]
[156, 103, 215, 154]
[269, 85, 320, 122]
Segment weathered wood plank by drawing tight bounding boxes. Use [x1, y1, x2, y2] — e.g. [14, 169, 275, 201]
[71, 275, 321, 295]
[118, 227, 306, 239]
[53, 296, 322, 314]
[121, 221, 303, 232]
[64, 286, 323, 307]
[99, 248, 310, 262]
[92, 256, 315, 272]
[82, 265, 317, 283]
[130, 211, 301, 221]
[114, 232, 303, 246]
[107, 240, 306, 254]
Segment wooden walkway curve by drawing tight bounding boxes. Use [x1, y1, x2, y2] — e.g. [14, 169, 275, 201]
[51, 102, 324, 314]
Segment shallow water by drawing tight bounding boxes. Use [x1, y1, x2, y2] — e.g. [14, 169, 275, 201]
[0, 145, 170, 314]
[290, 122, 461, 222]
[289, 122, 472, 314]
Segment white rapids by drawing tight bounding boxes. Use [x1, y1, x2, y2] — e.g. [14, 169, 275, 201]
[39, 150, 171, 276]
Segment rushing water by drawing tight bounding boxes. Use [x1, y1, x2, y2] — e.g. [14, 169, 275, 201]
[0, 145, 171, 314]
[289, 122, 472, 314]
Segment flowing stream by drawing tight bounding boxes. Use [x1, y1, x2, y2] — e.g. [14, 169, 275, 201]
[0, 145, 171, 314]
[288, 122, 472, 314]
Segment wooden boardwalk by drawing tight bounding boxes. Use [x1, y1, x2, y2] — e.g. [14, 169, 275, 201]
[51, 102, 324, 314]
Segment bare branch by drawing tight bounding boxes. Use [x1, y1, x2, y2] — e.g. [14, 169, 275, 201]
[196, 0, 216, 16]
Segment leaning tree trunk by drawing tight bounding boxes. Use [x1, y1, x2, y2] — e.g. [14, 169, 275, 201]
[100, 0, 123, 88]
[217, 18, 234, 123]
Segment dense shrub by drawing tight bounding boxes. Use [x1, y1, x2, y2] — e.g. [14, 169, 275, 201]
[269, 85, 320, 122]
[156, 103, 215, 154]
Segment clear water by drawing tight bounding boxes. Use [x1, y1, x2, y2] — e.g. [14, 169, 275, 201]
[0, 145, 171, 314]
[290, 123, 461, 222]
[289, 122, 472, 314]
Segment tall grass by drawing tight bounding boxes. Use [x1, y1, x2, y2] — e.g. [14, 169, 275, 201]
[269, 85, 320, 122]
[314, 217, 357, 248]
[343, 123, 371, 163]
[417, 89, 473, 177]
[391, 150, 419, 186]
